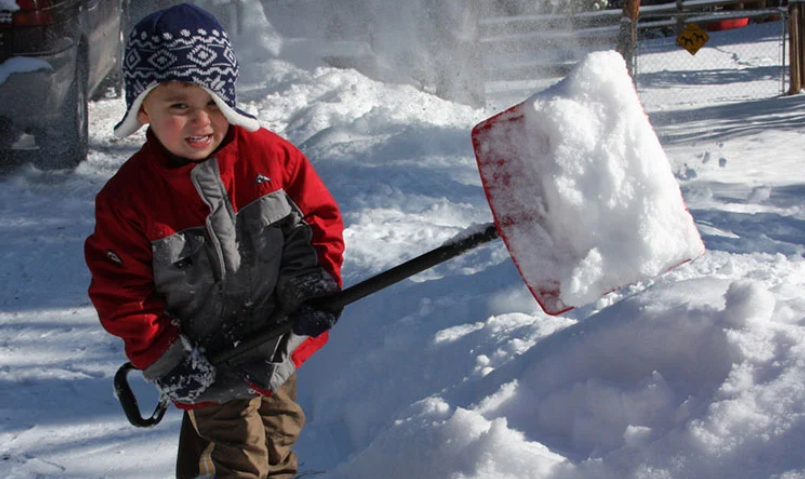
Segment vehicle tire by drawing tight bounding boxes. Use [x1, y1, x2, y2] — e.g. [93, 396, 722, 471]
[36, 48, 89, 170]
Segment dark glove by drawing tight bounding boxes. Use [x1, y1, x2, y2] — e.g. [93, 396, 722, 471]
[153, 348, 216, 403]
[278, 270, 340, 313]
[291, 305, 341, 338]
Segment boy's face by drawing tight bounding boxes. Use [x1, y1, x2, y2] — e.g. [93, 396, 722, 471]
[137, 82, 230, 161]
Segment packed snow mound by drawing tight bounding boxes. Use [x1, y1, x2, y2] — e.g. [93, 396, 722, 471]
[318, 252, 805, 479]
[473, 50, 705, 312]
[325, 397, 566, 479]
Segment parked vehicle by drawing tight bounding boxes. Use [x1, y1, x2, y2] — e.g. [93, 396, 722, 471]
[0, 0, 127, 170]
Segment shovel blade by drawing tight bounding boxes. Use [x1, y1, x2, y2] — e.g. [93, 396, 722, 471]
[472, 104, 571, 315]
[471, 51, 704, 315]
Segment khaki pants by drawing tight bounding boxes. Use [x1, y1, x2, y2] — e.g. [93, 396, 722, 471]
[176, 374, 305, 479]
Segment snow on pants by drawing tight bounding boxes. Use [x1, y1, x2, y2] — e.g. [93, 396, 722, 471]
[176, 374, 305, 479]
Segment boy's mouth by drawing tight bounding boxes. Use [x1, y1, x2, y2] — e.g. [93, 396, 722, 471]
[186, 135, 213, 147]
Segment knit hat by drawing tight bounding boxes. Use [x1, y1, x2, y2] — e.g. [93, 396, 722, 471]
[114, 3, 260, 138]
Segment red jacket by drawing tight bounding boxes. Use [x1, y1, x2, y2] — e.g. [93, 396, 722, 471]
[85, 126, 344, 404]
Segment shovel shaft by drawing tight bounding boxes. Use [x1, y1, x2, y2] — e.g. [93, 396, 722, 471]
[114, 222, 499, 427]
[212, 222, 499, 364]
[322, 222, 499, 309]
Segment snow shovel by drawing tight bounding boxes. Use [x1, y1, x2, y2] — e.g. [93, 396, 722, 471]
[471, 51, 703, 315]
[114, 51, 704, 427]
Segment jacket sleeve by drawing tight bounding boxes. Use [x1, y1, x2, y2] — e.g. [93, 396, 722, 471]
[84, 190, 180, 370]
[275, 141, 345, 311]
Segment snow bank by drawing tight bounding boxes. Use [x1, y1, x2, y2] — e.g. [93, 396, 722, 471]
[317, 252, 805, 479]
[473, 51, 705, 313]
[324, 397, 566, 479]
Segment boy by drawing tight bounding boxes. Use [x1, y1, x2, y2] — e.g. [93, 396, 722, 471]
[84, 4, 344, 478]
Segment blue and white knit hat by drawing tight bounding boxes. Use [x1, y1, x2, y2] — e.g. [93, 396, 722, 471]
[114, 3, 260, 138]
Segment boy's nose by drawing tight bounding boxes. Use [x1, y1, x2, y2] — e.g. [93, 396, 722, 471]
[192, 109, 212, 126]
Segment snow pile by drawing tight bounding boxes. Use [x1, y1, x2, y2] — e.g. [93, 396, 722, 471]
[474, 51, 704, 312]
[315, 253, 805, 479]
[322, 397, 566, 479]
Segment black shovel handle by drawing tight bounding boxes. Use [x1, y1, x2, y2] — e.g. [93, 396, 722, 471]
[114, 361, 170, 428]
[113, 223, 499, 427]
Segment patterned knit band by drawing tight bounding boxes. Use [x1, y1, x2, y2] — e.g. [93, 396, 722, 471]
[113, 3, 259, 138]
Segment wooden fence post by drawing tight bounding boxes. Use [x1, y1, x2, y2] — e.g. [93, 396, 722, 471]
[676, 0, 686, 35]
[616, 0, 641, 77]
[800, 2, 805, 92]
[790, 1, 805, 94]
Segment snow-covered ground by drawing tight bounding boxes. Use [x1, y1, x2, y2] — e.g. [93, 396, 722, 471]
[2, 3, 805, 478]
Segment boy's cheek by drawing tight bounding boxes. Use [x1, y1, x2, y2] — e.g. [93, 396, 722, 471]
[157, 118, 185, 137]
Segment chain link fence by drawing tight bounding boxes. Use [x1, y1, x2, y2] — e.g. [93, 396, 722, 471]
[635, 9, 789, 105]
[477, 3, 790, 107]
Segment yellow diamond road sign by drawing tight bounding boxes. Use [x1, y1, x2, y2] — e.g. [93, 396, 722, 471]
[677, 23, 710, 55]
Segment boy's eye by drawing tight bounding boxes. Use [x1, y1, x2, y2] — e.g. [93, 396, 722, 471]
[208, 101, 219, 109]
[170, 103, 188, 109]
